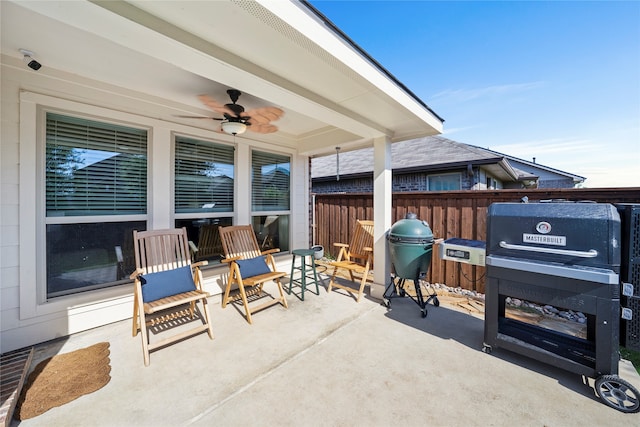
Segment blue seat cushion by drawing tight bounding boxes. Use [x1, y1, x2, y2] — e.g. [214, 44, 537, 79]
[237, 256, 272, 278]
[140, 266, 197, 303]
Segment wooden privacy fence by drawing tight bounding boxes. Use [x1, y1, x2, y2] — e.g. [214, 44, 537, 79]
[313, 188, 640, 293]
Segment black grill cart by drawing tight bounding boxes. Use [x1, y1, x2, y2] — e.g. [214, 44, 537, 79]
[483, 201, 639, 413]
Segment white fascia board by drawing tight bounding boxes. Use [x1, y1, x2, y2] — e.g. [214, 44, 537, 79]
[260, 0, 443, 131]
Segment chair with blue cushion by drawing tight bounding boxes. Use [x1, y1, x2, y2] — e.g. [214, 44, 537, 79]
[130, 227, 214, 366]
[219, 225, 288, 324]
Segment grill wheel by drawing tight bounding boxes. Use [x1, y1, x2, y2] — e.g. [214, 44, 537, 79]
[595, 374, 640, 413]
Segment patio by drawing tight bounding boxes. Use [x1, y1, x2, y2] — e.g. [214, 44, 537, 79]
[9, 264, 640, 426]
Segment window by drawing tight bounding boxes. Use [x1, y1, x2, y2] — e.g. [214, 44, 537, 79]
[251, 151, 290, 252]
[45, 113, 147, 297]
[175, 136, 235, 264]
[175, 136, 234, 214]
[252, 150, 290, 211]
[252, 215, 289, 252]
[486, 176, 499, 190]
[428, 173, 461, 191]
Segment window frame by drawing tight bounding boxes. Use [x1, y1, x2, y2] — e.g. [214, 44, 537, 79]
[250, 149, 292, 253]
[173, 134, 235, 220]
[427, 172, 461, 191]
[18, 92, 299, 321]
[250, 149, 291, 213]
[173, 133, 236, 266]
[43, 112, 150, 299]
[19, 93, 154, 319]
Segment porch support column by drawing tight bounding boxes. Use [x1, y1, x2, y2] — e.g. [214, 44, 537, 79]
[371, 136, 392, 299]
[235, 143, 251, 225]
[150, 127, 172, 229]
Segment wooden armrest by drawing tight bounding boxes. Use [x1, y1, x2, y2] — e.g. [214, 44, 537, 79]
[261, 248, 280, 255]
[129, 268, 144, 280]
[192, 260, 208, 268]
[333, 243, 349, 248]
[222, 255, 241, 264]
[363, 247, 373, 252]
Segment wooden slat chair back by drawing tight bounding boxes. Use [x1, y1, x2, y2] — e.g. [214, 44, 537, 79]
[218, 225, 288, 324]
[130, 227, 214, 366]
[191, 224, 224, 261]
[328, 220, 375, 302]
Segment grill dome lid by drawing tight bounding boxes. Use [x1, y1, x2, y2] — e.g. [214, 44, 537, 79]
[388, 212, 434, 244]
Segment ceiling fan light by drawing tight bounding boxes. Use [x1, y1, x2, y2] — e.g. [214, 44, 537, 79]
[221, 121, 247, 135]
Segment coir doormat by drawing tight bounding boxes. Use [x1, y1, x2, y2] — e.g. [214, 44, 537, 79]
[14, 342, 111, 420]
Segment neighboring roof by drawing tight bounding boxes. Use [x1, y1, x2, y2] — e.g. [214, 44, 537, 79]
[478, 147, 586, 183]
[311, 135, 580, 184]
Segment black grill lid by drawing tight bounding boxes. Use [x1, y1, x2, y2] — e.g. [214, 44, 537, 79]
[486, 202, 621, 271]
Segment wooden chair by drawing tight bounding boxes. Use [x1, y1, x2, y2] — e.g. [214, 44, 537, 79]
[190, 224, 224, 261]
[259, 215, 279, 250]
[328, 220, 375, 302]
[218, 225, 288, 324]
[130, 227, 214, 366]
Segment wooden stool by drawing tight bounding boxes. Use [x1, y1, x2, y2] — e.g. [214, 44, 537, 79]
[289, 249, 320, 300]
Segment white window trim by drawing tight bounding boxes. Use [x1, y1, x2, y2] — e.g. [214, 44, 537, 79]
[18, 92, 223, 320]
[19, 91, 303, 321]
[19, 92, 157, 319]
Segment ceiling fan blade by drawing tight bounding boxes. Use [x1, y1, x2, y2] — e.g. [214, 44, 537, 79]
[244, 107, 284, 124]
[247, 123, 278, 134]
[175, 115, 223, 120]
[198, 94, 236, 117]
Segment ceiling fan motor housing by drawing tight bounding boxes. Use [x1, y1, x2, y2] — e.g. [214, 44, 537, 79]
[225, 103, 246, 119]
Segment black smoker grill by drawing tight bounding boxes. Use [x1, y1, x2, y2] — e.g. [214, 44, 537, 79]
[483, 201, 640, 413]
[383, 213, 438, 317]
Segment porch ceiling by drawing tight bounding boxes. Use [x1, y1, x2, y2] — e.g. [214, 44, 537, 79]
[1, 0, 443, 156]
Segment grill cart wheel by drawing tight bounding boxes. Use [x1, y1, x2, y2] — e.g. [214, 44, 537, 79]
[421, 308, 428, 318]
[595, 375, 640, 413]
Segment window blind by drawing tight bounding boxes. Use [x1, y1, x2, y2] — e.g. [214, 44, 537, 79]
[252, 150, 290, 211]
[46, 113, 147, 216]
[175, 136, 234, 213]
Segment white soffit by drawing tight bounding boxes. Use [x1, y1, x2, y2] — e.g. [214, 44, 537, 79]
[4, 0, 442, 153]
[124, 0, 442, 136]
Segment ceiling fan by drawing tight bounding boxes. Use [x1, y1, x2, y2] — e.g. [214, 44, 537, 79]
[179, 89, 284, 135]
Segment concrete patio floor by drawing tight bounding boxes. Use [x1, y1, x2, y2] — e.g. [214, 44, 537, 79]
[10, 266, 640, 427]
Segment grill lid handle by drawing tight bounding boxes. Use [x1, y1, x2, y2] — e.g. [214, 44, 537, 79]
[498, 241, 598, 258]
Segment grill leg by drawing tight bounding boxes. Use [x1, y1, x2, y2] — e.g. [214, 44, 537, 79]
[413, 276, 428, 318]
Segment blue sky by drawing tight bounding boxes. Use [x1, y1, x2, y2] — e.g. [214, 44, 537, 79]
[309, 1, 640, 188]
